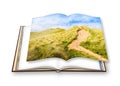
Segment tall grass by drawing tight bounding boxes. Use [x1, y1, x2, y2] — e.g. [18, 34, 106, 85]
[27, 26, 79, 61]
[27, 26, 108, 61]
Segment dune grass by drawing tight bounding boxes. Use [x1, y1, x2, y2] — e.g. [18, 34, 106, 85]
[80, 26, 108, 59]
[27, 26, 80, 61]
[68, 26, 108, 60]
[27, 26, 108, 61]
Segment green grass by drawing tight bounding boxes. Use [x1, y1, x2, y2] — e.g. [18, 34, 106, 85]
[30, 28, 65, 40]
[27, 26, 80, 61]
[27, 25, 108, 61]
[80, 26, 108, 59]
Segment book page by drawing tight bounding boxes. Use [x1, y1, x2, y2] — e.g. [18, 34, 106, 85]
[18, 26, 59, 70]
[58, 58, 101, 70]
[18, 26, 102, 71]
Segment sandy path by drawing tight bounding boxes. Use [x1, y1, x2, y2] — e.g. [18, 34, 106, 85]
[68, 29, 108, 62]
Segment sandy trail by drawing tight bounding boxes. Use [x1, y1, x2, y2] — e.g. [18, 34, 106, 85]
[68, 29, 108, 62]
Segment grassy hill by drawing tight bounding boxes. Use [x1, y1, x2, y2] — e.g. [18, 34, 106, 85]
[68, 26, 108, 61]
[27, 26, 79, 61]
[27, 26, 108, 61]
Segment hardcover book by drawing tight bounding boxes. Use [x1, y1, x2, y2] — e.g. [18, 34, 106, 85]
[12, 13, 108, 72]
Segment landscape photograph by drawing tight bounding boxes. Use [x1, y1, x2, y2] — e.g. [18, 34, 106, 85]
[27, 13, 108, 62]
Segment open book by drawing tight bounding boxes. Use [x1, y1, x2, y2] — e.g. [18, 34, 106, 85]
[12, 14, 108, 72]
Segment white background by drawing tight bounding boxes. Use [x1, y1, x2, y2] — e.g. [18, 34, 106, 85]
[0, 0, 120, 86]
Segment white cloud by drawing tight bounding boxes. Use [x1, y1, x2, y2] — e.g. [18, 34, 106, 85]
[31, 13, 101, 32]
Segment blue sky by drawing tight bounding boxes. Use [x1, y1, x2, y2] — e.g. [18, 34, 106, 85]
[31, 13, 102, 32]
